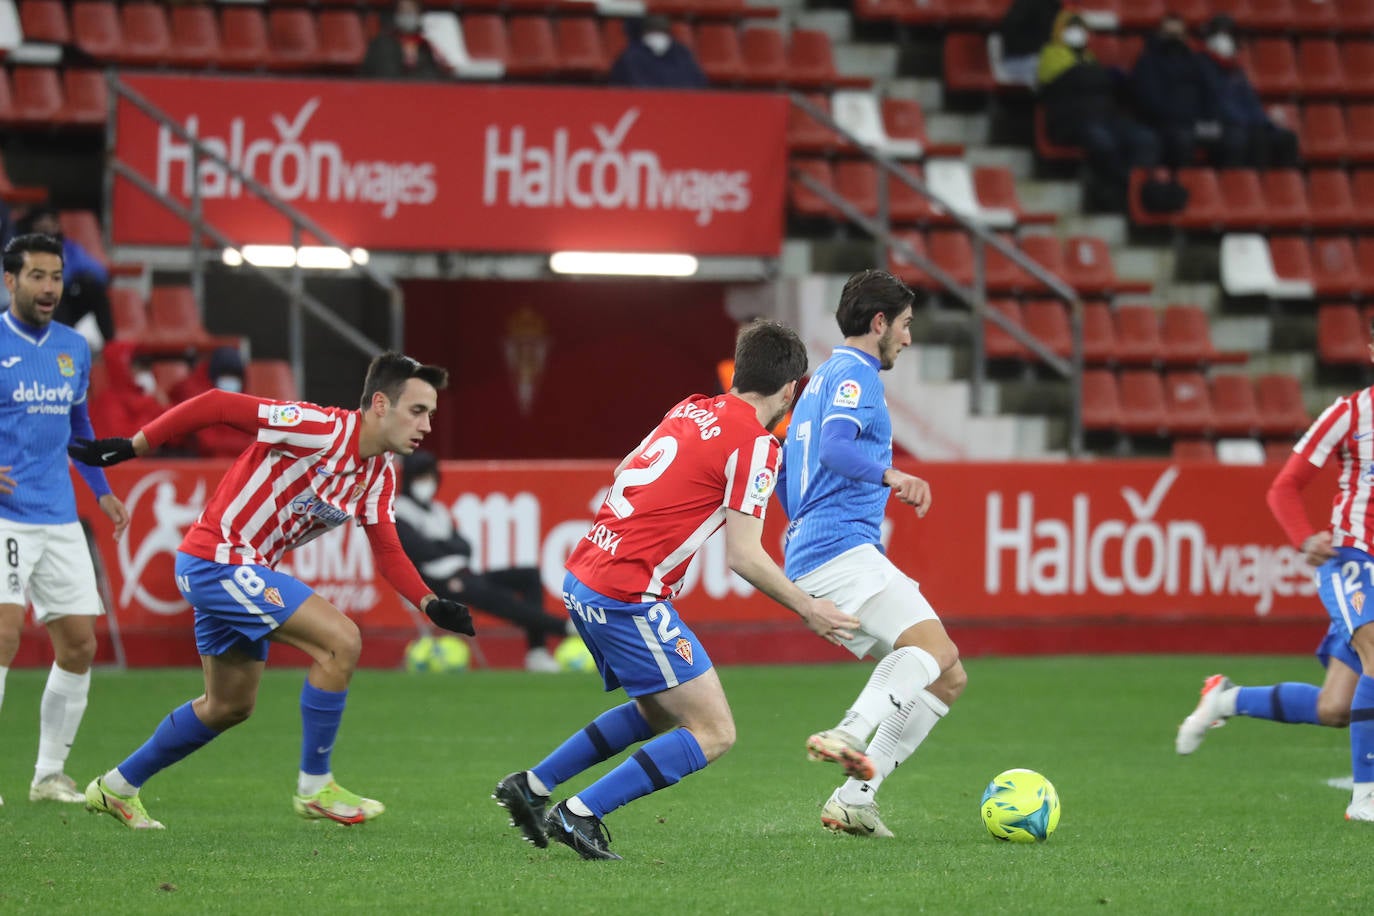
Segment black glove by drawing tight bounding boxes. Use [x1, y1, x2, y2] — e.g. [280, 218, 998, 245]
[68, 437, 137, 467]
[424, 597, 475, 636]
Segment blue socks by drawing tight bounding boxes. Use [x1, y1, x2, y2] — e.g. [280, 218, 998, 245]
[299, 682, 348, 776]
[532, 702, 653, 792]
[1351, 676, 1374, 784]
[578, 728, 708, 819]
[118, 701, 219, 788]
[1234, 684, 1321, 724]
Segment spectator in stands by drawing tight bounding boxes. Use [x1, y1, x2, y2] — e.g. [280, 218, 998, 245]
[1038, 9, 1160, 211]
[1196, 14, 1299, 168]
[169, 346, 254, 458]
[997, 0, 1060, 86]
[90, 340, 165, 439]
[1130, 13, 1220, 169]
[395, 450, 573, 673]
[608, 15, 707, 90]
[23, 207, 113, 344]
[0, 201, 12, 309]
[360, 0, 449, 81]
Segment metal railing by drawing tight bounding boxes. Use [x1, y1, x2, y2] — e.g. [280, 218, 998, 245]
[789, 93, 1085, 458]
[103, 71, 404, 393]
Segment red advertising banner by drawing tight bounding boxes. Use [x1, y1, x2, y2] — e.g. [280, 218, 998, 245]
[111, 76, 788, 256]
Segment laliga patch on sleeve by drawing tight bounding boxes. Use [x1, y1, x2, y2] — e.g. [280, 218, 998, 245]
[266, 404, 303, 427]
[748, 467, 777, 503]
[833, 379, 862, 409]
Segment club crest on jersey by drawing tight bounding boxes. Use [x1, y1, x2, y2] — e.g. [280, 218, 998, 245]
[263, 587, 285, 608]
[56, 354, 74, 377]
[833, 379, 861, 409]
[1355, 591, 1367, 615]
[267, 404, 303, 427]
[749, 467, 776, 501]
[674, 637, 694, 665]
[350, 483, 365, 501]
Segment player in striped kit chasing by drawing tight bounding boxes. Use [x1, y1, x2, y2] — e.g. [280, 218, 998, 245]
[68, 352, 473, 828]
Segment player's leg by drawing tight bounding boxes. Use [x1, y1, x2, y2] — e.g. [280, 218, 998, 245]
[0, 521, 46, 806]
[0, 603, 22, 808]
[1344, 623, 1374, 820]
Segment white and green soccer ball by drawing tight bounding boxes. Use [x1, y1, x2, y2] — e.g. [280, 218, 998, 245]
[404, 635, 471, 674]
[980, 768, 1061, 843]
[554, 636, 596, 673]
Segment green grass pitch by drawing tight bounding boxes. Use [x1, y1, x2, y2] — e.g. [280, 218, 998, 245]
[1, 655, 1370, 914]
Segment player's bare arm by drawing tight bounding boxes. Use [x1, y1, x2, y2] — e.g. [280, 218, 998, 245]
[0, 465, 14, 495]
[723, 509, 858, 645]
[97, 493, 130, 542]
[882, 468, 931, 516]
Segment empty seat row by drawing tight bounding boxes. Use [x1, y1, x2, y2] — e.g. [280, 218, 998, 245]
[1131, 168, 1374, 232]
[0, 66, 103, 127]
[864, 0, 1374, 31]
[886, 231, 1151, 298]
[985, 301, 1246, 368]
[1172, 438, 1297, 463]
[110, 284, 242, 354]
[788, 93, 964, 160]
[1083, 369, 1310, 438]
[1220, 233, 1374, 298]
[1317, 302, 1374, 364]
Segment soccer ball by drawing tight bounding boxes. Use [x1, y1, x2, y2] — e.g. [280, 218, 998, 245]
[554, 636, 596, 673]
[980, 768, 1060, 843]
[404, 635, 471, 673]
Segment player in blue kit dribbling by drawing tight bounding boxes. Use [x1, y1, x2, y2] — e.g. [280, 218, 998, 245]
[779, 270, 966, 838]
[0, 234, 129, 807]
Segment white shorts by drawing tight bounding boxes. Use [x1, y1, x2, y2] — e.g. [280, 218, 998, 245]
[794, 544, 938, 660]
[0, 519, 103, 623]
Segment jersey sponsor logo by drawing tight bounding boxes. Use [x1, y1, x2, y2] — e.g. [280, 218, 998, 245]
[833, 379, 861, 409]
[263, 586, 285, 608]
[584, 522, 623, 556]
[56, 354, 74, 377]
[748, 467, 776, 502]
[289, 492, 351, 526]
[267, 404, 303, 427]
[1, 357, 20, 368]
[12, 380, 76, 414]
[667, 401, 723, 440]
[674, 637, 694, 665]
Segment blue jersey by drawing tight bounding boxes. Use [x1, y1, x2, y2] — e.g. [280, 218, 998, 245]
[0, 312, 101, 524]
[782, 346, 892, 579]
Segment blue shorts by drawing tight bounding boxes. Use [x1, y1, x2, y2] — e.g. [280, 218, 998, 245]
[561, 572, 712, 697]
[1316, 621, 1363, 674]
[175, 552, 314, 661]
[1315, 546, 1374, 650]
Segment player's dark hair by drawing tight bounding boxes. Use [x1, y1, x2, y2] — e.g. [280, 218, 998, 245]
[2, 234, 63, 276]
[359, 351, 448, 408]
[834, 270, 915, 338]
[731, 320, 807, 396]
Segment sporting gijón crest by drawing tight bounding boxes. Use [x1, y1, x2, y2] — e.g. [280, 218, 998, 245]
[674, 637, 693, 665]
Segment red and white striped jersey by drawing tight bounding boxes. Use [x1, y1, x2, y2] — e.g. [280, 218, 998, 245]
[566, 393, 780, 603]
[1295, 386, 1374, 551]
[179, 401, 398, 567]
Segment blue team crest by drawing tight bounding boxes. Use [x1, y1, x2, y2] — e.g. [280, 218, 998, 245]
[56, 354, 74, 377]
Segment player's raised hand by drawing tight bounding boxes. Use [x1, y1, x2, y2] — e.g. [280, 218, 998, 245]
[884, 469, 932, 517]
[802, 597, 860, 646]
[0, 465, 14, 495]
[423, 596, 476, 636]
[68, 437, 137, 468]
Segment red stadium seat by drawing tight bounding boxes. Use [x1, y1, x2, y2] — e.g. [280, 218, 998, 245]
[833, 161, 879, 218]
[10, 67, 62, 126]
[1160, 304, 1219, 367]
[109, 287, 148, 340]
[1063, 236, 1151, 296]
[943, 32, 997, 94]
[888, 165, 935, 224]
[1118, 369, 1169, 436]
[882, 97, 961, 158]
[695, 23, 744, 84]
[887, 230, 933, 288]
[739, 27, 787, 87]
[983, 299, 1029, 361]
[316, 11, 366, 69]
[1167, 168, 1223, 231]
[1113, 304, 1163, 367]
[219, 6, 269, 70]
[1017, 235, 1066, 293]
[1081, 301, 1118, 365]
[893, 0, 948, 25]
[168, 5, 221, 69]
[981, 233, 1037, 294]
[59, 210, 109, 267]
[974, 167, 1054, 226]
[1290, 0, 1340, 30]
[0, 71, 14, 128]
[1351, 170, 1374, 219]
[246, 359, 299, 402]
[788, 29, 864, 89]
[1255, 374, 1310, 435]
[0, 154, 44, 204]
[788, 94, 839, 154]
[556, 17, 606, 78]
[71, 1, 122, 63]
[1268, 236, 1315, 290]
[1356, 237, 1374, 289]
[1306, 169, 1357, 229]
[506, 17, 557, 79]
[1081, 369, 1123, 432]
[462, 14, 508, 66]
[1259, 169, 1310, 229]
[147, 286, 207, 345]
[1211, 374, 1260, 436]
[1346, 105, 1374, 160]
[19, 0, 70, 44]
[1114, 0, 1169, 28]
[1338, 0, 1374, 30]
[1310, 236, 1365, 298]
[1163, 370, 1214, 436]
[117, 2, 170, 67]
[1301, 104, 1348, 162]
[926, 231, 977, 289]
[1021, 299, 1072, 358]
[266, 8, 318, 70]
[789, 159, 838, 219]
[1217, 169, 1266, 229]
[1242, 39, 1300, 97]
[60, 69, 105, 126]
[1034, 106, 1082, 163]
[1172, 439, 1217, 462]
[1342, 41, 1374, 99]
[1297, 39, 1346, 96]
[1317, 303, 1369, 364]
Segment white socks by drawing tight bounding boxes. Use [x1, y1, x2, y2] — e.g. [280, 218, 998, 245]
[838, 690, 949, 806]
[104, 768, 138, 797]
[35, 663, 90, 782]
[0, 664, 8, 719]
[1216, 685, 1240, 718]
[298, 771, 333, 796]
[837, 646, 942, 742]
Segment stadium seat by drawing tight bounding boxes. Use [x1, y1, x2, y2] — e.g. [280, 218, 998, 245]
[833, 161, 879, 218]
[9, 66, 61, 126]
[245, 359, 299, 401]
[117, 2, 169, 67]
[787, 93, 839, 154]
[1113, 304, 1163, 367]
[424, 12, 503, 80]
[266, 8, 318, 70]
[887, 230, 933, 288]
[1354, 237, 1374, 289]
[59, 210, 109, 268]
[1167, 168, 1223, 231]
[888, 165, 936, 224]
[926, 230, 978, 289]
[1267, 236, 1317, 297]
[1306, 169, 1357, 230]
[1081, 369, 1123, 431]
[1163, 370, 1214, 435]
[1242, 38, 1300, 97]
[1118, 369, 1169, 436]
[152, 360, 189, 398]
[1016, 234, 1065, 293]
[739, 27, 787, 86]
[167, 4, 220, 69]
[1218, 169, 1267, 229]
[1301, 104, 1349, 162]
[1259, 169, 1310, 229]
[59, 68, 105, 126]
[1172, 438, 1217, 462]
[1160, 304, 1219, 367]
[1351, 171, 1374, 222]
[109, 286, 147, 339]
[146, 286, 207, 345]
[1211, 374, 1261, 436]
[788, 159, 838, 219]
[925, 158, 1007, 228]
[1033, 106, 1082, 162]
[459, 14, 508, 68]
[316, 10, 365, 69]
[1081, 300, 1118, 365]
[973, 166, 1054, 227]
[883, 97, 962, 158]
[943, 32, 997, 94]
[1264, 439, 1298, 463]
[1254, 374, 1310, 435]
[832, 90, 921, 158]
[695, 23, 744, 84]
[1289, 0, 1340, 31]
[1063, 236, 1151, 296]
[218, 6, 269, 70]
[1297, 39, 1346, 96]
[1346, 105, 1374, 160]
[788, 29, 865, 89]
[0, 153, 43, 204]
[19, 0, 68, 44]
[1021, 299, 1072, 358]
[1317, 303, 1369, 364]
[983, 299, 1029, 361]
[555, 17, 605, 78]
[978, 232, 1036, 294]
[506, 17, 558, 79]
[1310, 236, 1365, 298]
[71, 1, 121, 63]
[1342, 41, 1374, 99]
[1338, 0, 1374, 31]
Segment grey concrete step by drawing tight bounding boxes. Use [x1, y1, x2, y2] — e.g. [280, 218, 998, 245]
[1113, 246, 1174, 285]
[1211, 315, 1270, 352]
[794, 10, 851, 41]
[925, 111, 991, 148]
[833, 42, 900, 81]
[963, 146, 1035, 179]
[1060, 213, 1128, 247]
[1017, 179, 1081, 217]
[884, 77, 944, 111]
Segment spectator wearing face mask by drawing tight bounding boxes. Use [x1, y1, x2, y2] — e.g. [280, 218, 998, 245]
[90, 340, 166, 440]
[1130, 14, 1221, 169]
[1196, 15, 1299, 168]
[997, 0, 1061, 86]
[168, 346, 254, 458]
[1038, 9, 1160, 210]
[395, 450, 576, 673]
[360, 0, 450, 81]
[608, 15, 707, 89]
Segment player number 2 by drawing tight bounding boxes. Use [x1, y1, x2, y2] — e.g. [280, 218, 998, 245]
[606, 436, 679, 519]
[1342, 560, 1374, 594]
[232, 566, 266, 597]
[648, 603, 681, 642]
